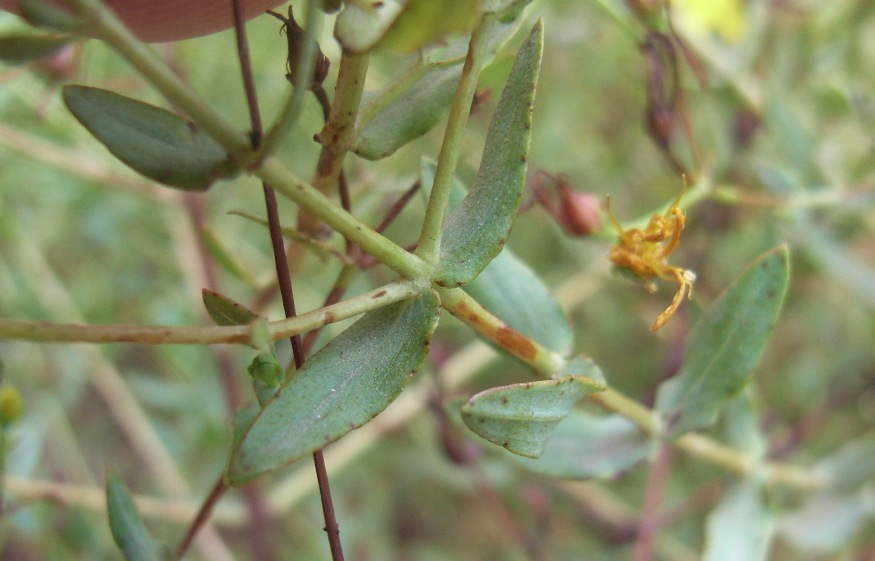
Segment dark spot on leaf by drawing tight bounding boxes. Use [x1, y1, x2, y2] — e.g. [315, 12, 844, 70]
[521, 154, 527, 163]
[323, 311, 335, 323]
[501, 397, 509, 405]
[372, 290, 387, 298]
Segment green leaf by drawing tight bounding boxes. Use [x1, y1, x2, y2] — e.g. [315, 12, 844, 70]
[778, 490, 874, 552]
[420, 160, 572, 354]
[334, 0, 476, 55]
[813, 434, 875, 493]
[434, 20, 543, 287]
[465, 250, 573, 355]
[201, 289, 260, 327]
[703, 480, 774, 561]
[655, 246, 790, 437]
[352, 61, 463, 160]
[105, 473, 166, 561]
[513, 412, 653, 479]
[62, 85, 238, 191]
[461, 373, 604, 458]
[0, 34, 70, 65]
[228, 291, 440, 484]
[19, 0, 82, 32]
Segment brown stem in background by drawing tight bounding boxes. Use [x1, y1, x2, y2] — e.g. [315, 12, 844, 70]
[172, 478, 229, 561]
[632, 444, 674, 561]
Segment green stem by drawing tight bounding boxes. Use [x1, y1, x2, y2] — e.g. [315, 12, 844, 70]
[0, 279, 426, 345]
[300, 53, 369, 234]
[437, 286, 565, 376]
[257, 158, 427, 279]
[416, 12, 499, 264]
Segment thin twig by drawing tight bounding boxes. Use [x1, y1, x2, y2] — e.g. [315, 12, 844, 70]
[234, 1, 344, 559]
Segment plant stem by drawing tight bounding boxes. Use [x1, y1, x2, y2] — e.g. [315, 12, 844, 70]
[416, 12, 498, 264]
[230, 1, 344, 557]
[300, 53, 369, 235]
[437, 286, 565, 377]
[0, 279, 425, 345]
[258, 157, 427, 278]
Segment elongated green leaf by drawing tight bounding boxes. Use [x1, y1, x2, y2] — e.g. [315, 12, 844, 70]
[513, 411, 653, 479]
[703, 480, 774, 561]
[0, 34, 70, 65]
[106, 473, 165, 561]
[228, 291, 440, 484]
[62, 85, 237, 191]
[434, 20, 543, 287]
[353, 61, 463, 160]
[420, 160, 572, 354]
[202, 289, 260, 326]
[655, 246, 790, 437]
[461, 373, 604, 458]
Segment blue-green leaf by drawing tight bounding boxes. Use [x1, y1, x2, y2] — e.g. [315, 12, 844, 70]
[513, 412, 653, 479]
[420, 160, 572, 355]
[703, 480, 774, 561]
[813, 434, 875, 493]
[778, 490, 873, 553]
[655, 246, 790, 437]
[62, 85, 238, 191]
[461, 373, 604, 458]
[106, 473, 166, 561]
[352, 61, 463, 160]
[434, 20, 543, 287]
[228, 291, 440, 484]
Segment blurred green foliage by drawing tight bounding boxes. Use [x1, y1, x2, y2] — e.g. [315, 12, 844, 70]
[1, 1, 874, 560]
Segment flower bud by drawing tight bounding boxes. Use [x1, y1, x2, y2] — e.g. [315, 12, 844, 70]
[558, 186, 602, 237]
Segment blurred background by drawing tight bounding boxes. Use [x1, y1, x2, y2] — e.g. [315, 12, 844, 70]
[1, 1, 874, 559]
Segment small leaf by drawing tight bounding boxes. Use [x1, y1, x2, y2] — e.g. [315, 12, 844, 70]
[655, 246, 790, 437]
[0, 34, 70, 65]
[106, 473, 166, 561]
[513, 411, 653, 479]
[228, 291, 440, 484]
[201, 289, 260, 326]
[461, 374, 604, 458]
[702, 480, 774, 561]
[434, 20, 543, 287]
[62, 85, 238, 191]
[352, 61, 463, 160]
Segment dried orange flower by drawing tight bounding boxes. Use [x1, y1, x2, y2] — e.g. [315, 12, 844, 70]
[606, 181, 695, 331]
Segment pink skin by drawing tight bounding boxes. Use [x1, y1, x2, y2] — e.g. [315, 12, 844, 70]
[0, 0, 287, 42]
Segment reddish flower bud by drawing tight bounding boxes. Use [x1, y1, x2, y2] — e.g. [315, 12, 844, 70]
[558, 186, 602, 237]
